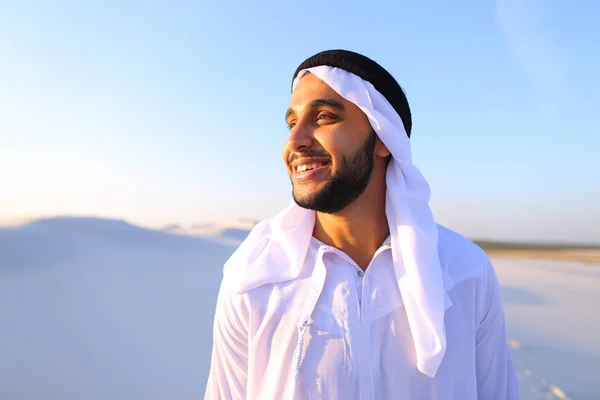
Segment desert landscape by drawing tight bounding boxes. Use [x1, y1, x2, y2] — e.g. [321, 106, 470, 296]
[0, 217, 598, 399]
[4, 0, 599, 398]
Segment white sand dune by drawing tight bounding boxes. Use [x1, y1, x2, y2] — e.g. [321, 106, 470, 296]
[162, 219, 258, 246]
[0, 217, 232, 400]
[0, 217, 597, 399]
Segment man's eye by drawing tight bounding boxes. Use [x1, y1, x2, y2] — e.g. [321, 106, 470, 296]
[317, 112, 336, 122]
[287, 121, 296, 130]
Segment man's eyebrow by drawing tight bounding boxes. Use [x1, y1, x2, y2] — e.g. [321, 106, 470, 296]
[285, 108, 295, 121]
[310, 98, 345, 112]
[285, 98, 346, 121]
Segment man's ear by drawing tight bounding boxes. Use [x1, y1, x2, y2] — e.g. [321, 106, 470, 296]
[375, 137, 391, 158]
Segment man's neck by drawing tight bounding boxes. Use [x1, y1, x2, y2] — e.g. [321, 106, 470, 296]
[312, 189, 389, 270]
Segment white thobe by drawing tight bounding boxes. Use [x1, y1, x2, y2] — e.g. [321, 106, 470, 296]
[205, 224, 520, 399]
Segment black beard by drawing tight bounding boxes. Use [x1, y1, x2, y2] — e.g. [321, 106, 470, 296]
[291, 129, 377, 214]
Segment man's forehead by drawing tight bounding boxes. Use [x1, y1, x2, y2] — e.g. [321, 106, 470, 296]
[289, 72, 342, 108]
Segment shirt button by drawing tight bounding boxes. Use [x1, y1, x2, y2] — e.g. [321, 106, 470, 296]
[357, 270, 364, 277]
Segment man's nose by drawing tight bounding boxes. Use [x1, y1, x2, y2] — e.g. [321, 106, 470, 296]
[286, 118, 314, 152]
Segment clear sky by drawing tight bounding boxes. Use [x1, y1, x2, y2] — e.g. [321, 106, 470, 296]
[1, 0, 598, 244]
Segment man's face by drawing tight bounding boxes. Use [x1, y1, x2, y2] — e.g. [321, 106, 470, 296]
[282, 73, 378, 214]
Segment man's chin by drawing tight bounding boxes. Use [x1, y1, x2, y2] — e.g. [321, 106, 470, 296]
[292, 190, 324, 211]
[292, 181, 324, 197]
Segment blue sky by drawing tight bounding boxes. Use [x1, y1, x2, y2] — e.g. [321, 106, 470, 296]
[1, 0, 598, 244]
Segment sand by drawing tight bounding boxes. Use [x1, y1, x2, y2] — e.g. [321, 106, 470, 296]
[494, 257, 600, 399]
[0, 218, 598, 399]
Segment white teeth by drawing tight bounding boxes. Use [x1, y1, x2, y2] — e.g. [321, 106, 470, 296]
[296, 163, 324, 172]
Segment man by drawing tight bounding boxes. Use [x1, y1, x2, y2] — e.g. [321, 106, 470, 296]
[205, 49, 520, 399]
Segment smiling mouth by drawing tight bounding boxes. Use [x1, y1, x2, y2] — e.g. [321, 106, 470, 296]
[294, 161, 330, 173]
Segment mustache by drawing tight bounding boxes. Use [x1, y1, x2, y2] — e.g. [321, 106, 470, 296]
[288, 150, 331, 164]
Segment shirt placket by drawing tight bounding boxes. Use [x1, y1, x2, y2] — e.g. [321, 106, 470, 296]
[357, 268, 375, 400]
[332, 242, 390, 400]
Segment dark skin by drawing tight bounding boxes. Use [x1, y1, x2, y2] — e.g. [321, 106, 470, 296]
[283, 73, 391, 270]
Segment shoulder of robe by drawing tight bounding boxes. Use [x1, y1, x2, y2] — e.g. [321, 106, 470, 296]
[220, 217, 299, 295]
[436, 223, 491, 283]
[222, 217, 273, 277]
